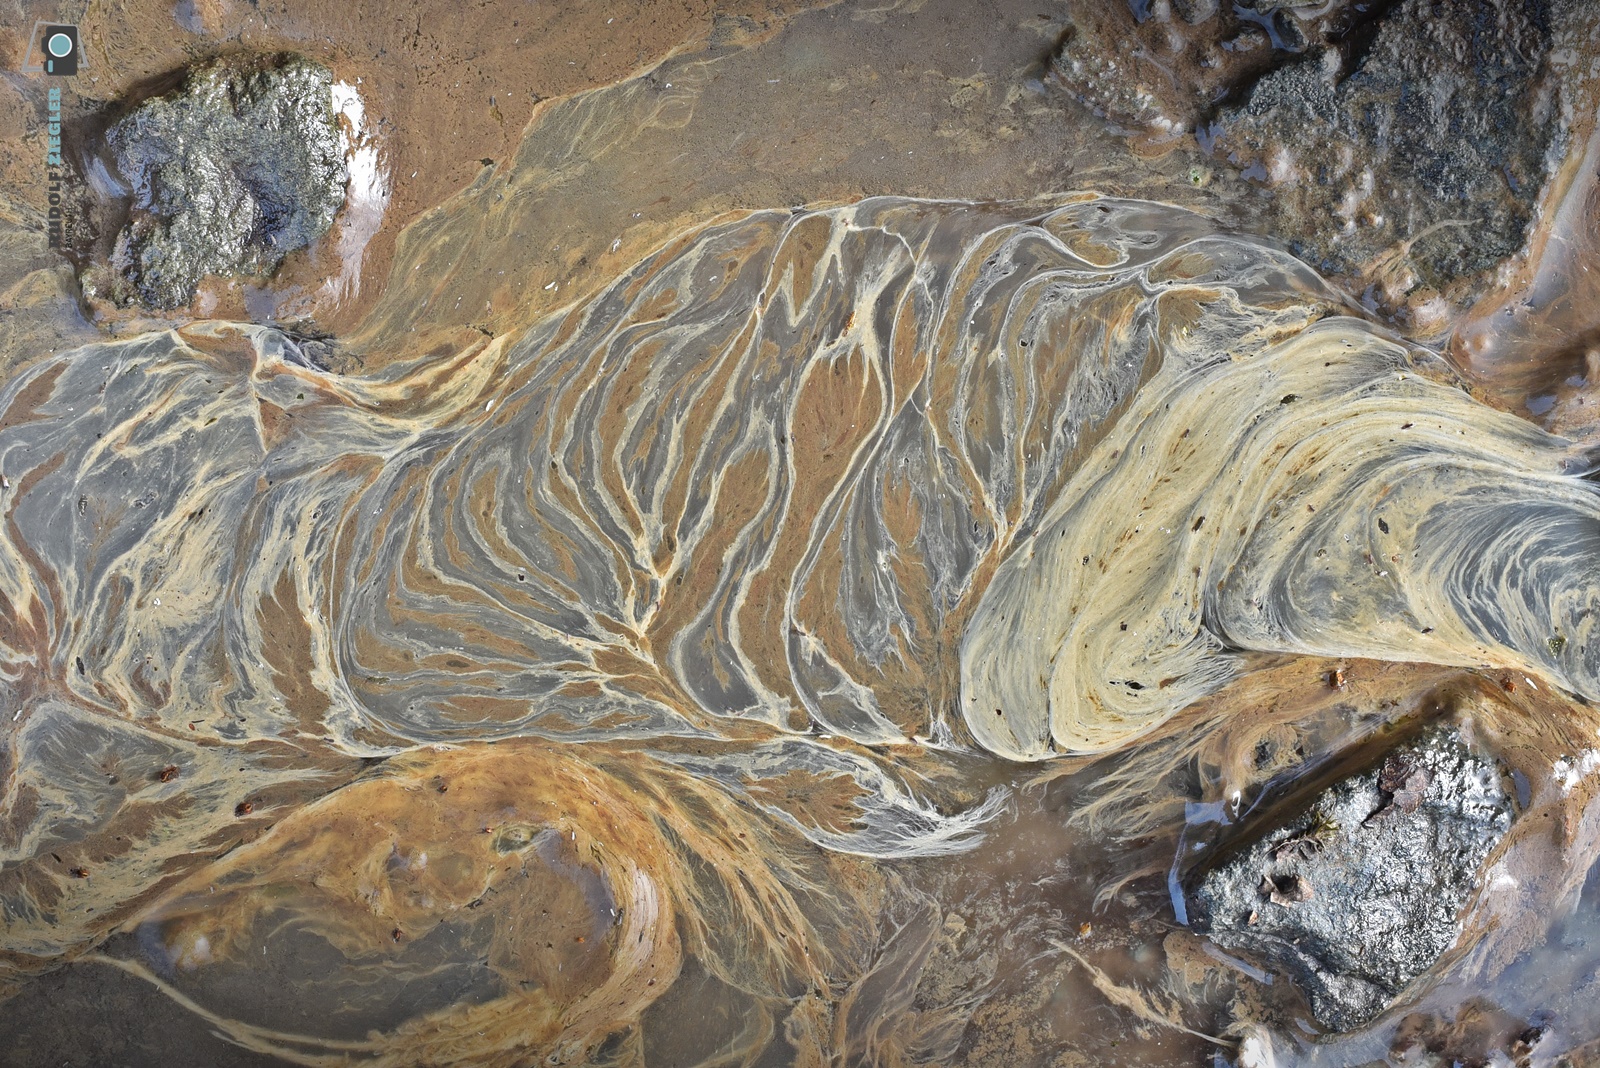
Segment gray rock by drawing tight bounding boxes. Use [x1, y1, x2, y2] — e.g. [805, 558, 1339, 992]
[1045, 0, 1579, 308]
[1187, 722, 1516, 1032]
[105, 53, 347, 310]
[1045, 1, 1383, 142]
[1209, 0, 1566, 295]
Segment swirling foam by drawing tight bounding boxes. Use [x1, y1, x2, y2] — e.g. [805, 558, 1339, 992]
[1, 194, 1596, 1060]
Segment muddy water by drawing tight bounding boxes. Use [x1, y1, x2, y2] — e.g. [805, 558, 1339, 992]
[2, 1, 1600, 1066]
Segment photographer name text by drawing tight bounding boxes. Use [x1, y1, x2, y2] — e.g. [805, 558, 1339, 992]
[46, 86, 64, 248]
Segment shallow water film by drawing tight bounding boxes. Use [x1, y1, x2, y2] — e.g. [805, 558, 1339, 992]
[3, 1, 1600, 1066]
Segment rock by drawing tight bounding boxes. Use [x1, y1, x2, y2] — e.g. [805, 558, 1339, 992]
[1044, 1, 1381, 143]
[1209, 0, 1565, 300]
[104, 53, 347, 310]
[1045, 0, 1575, 311]
[1186, 722, 1516, 1032]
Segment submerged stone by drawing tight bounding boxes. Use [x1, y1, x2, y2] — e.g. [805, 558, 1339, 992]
[1046, 0, 1574, 306]
[1044, 0, 1378, 142]
[1210, 0, 1565, 296]
[105, 53, 348, 309]
[1187, 722, 1516, 1032]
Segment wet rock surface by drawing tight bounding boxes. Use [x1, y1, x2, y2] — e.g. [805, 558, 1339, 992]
[1045, 0, 1380, 142]
[1211, 0, 1564, 299]
[1187, 722, 1516, 1032]
[1047, 0, 1572, 308]
[103, 53, 347, 309]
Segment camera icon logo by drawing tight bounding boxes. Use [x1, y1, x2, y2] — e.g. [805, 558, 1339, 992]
[23, 23, 80, 76]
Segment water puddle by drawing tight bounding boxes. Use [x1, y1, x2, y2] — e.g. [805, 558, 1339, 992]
[2, 1, 1599, 1066]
